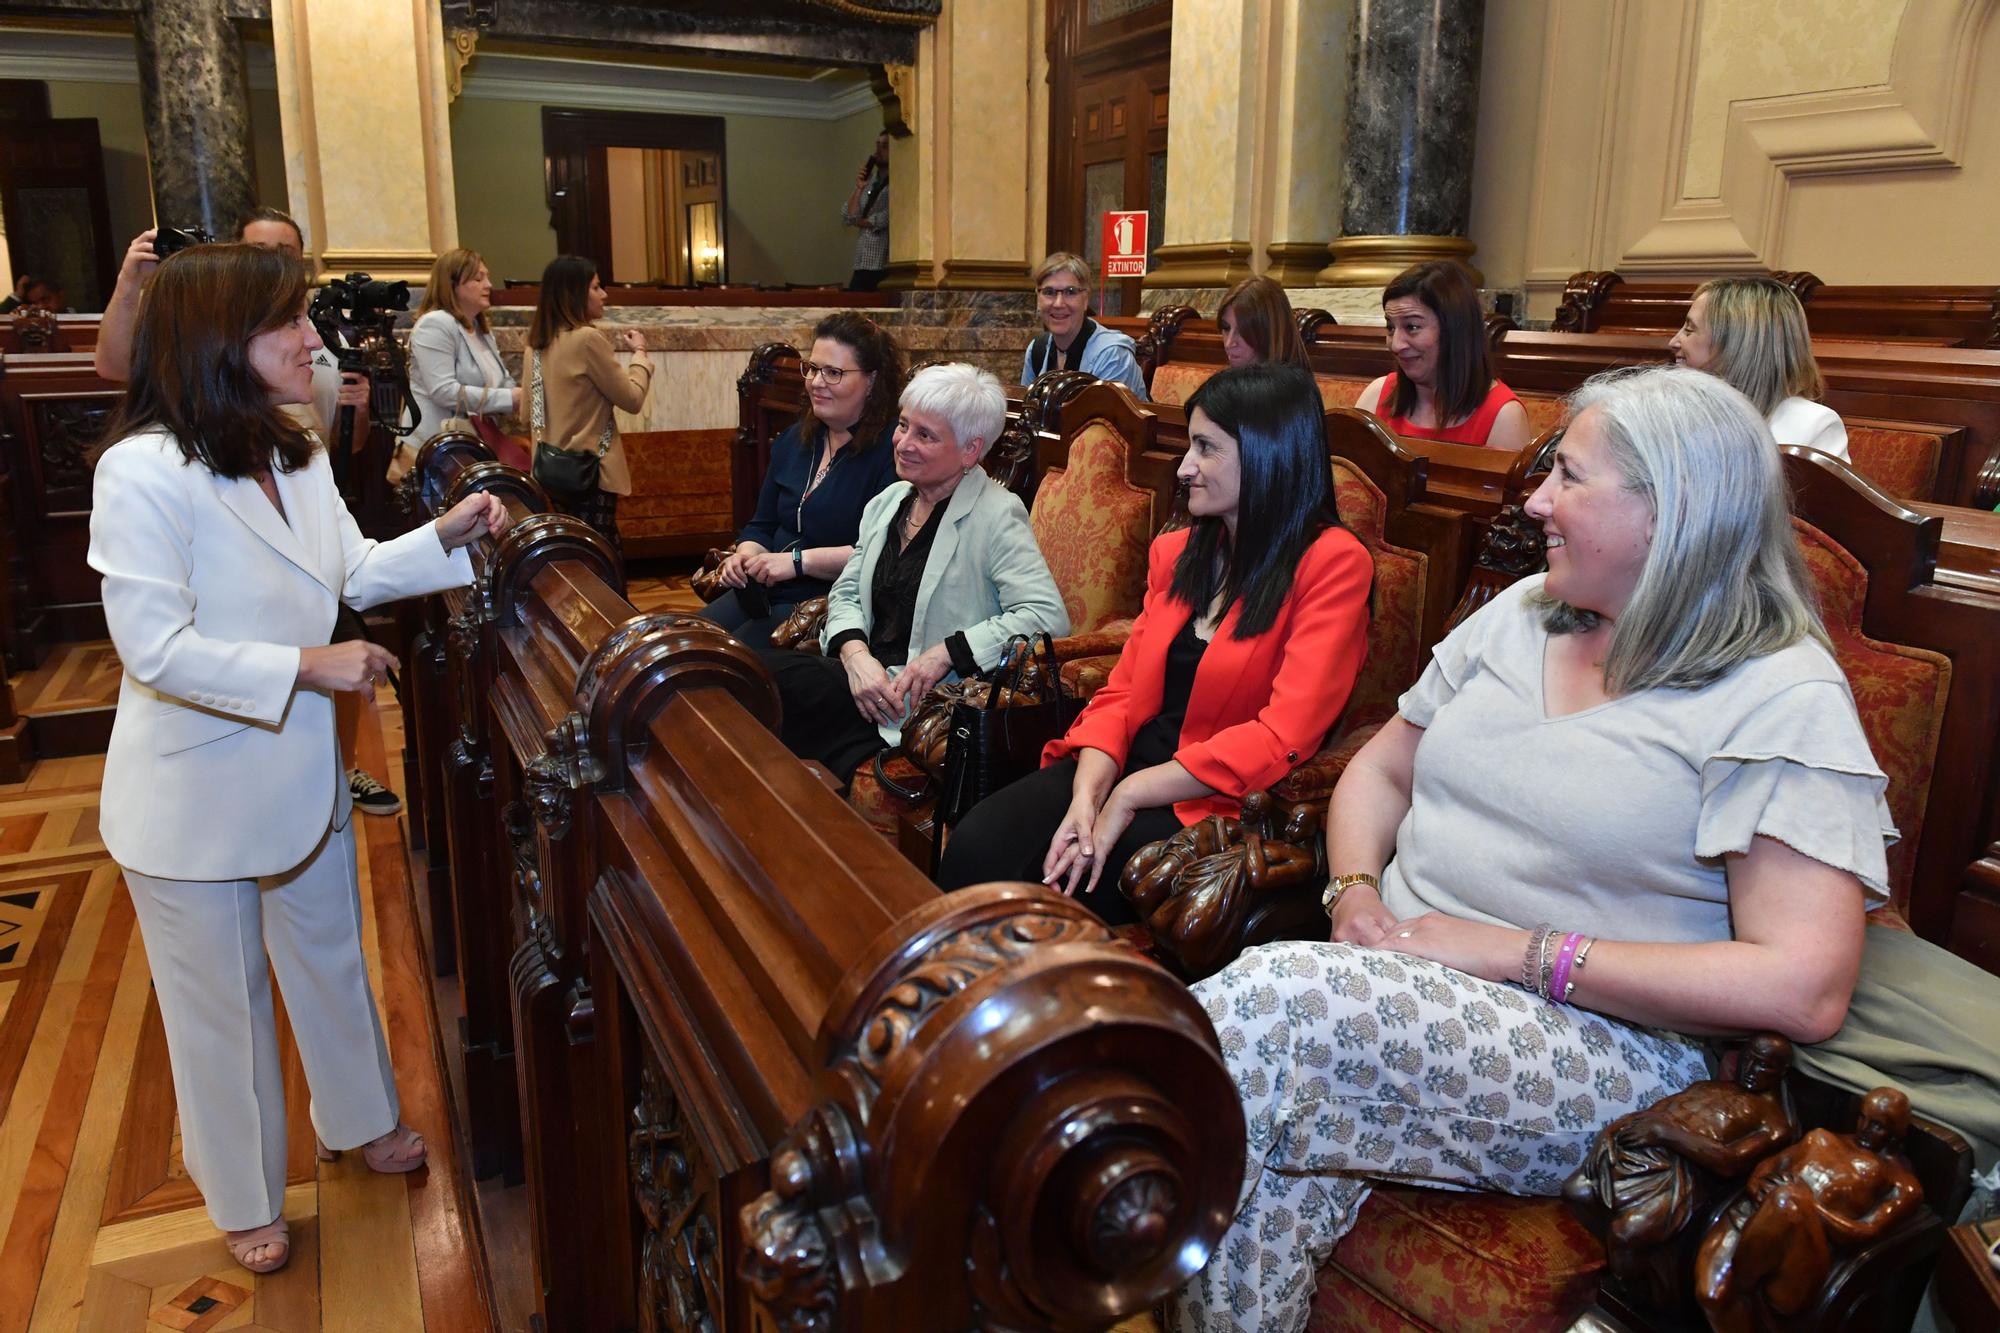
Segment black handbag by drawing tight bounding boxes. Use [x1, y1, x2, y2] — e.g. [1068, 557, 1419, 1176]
[934, 633, 1075, 830]
[527, 348, 614, 500]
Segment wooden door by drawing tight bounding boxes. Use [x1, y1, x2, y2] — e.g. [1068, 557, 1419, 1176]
[1046, 0, 1171, 317]
[0, 118, 115, 311]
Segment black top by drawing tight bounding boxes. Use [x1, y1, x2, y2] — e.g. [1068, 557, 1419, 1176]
[1028, 316, 1100, 380]
[737, 418, 900, 599]
[1125, 614, 1209, 772]
[826, 490, 981, 676]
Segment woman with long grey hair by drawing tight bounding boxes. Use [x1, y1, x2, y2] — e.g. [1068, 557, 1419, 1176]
[1164, 364, 2000, 1330]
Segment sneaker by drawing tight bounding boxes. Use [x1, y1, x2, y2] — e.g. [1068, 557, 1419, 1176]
[348, 768, 402, 816]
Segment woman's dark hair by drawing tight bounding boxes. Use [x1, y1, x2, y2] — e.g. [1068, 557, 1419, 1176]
[1382, 259, 1492, 426]
[527, 254, 598, 351]
[802, 311, 905, 453]
[1173, 363, 1344, 639]
[1218, 276, 1311, 369]
[97, 243, 317, 479]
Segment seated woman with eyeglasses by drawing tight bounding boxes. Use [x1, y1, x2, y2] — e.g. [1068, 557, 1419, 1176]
[1354, 260, 1533, 451]
[705, 313, 903, 646]
[1021, 251, 1149, 399]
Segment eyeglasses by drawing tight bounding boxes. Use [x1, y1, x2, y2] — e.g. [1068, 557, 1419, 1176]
[1038, 285, 1085, 302]
[801, 361, 858, 385]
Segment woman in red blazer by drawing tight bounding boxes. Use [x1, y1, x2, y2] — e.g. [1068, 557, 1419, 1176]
[937, 363, 1372, 923]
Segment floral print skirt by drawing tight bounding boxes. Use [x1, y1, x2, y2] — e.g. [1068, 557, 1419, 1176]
[1163, 940, 1712, 1333]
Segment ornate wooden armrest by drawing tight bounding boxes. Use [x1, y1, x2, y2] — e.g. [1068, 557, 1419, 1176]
[1116, 792, 1329, 979]
[687, 544, 738, 603]
[769, 596, 828, 652]
[1050, 621, 1135, 662]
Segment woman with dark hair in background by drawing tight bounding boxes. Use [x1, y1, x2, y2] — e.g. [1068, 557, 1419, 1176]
[1670, 276, 1849, 459]
[526, 254, 652, 565]
[1217, 275, 1312, 370]
[705, 311, 903, 646]
[1356, 259, 1532, 450]
[88, 243, 508, 1274]
[937, 363, 1372, 924]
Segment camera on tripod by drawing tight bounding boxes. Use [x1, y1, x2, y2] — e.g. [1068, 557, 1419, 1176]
[309, 272, 419, 437]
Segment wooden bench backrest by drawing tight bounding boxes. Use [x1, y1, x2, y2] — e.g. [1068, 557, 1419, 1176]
[1553, 270, 2000, 348]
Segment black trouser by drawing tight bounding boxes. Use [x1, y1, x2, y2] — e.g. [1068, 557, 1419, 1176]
[935, 759, 1183, 927]
[763, 648, 886, 786]
[701, 586, 811, 649]
[847, 269, 885, 292]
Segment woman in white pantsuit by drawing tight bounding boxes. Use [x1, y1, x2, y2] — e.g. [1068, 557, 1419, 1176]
[87, 244, 509, 1273]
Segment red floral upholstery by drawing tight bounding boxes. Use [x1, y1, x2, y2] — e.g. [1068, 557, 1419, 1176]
[1518, 394, 1568, 436]
[1844, 426, 1943, 502]
[1318, 375, 1374, 409]
[846, 751, 928, 838]
[1031, 420, 1157, 634]
[1793, 520, 1952, 906]
[1151, 362, 1216, 407]
[1060, 653, 1121, 700]
[1331, 461, 1426, 732]
[1313, 1189, 1603, 1333]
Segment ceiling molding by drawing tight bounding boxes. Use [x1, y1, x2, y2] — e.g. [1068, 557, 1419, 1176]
[0, 30, 878, 122]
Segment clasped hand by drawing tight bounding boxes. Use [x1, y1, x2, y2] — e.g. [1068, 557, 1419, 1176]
[842, 643, 952, 729]
[1043, 780, 1137, 900]
[1333, 886, 1524, 985]
[718, 543, 794, 589]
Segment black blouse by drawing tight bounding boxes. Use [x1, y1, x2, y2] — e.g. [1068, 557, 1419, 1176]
[1125, 614, 1209, 772]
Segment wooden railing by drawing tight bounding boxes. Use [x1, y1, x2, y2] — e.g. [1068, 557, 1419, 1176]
[400, 433, 1244, 1332]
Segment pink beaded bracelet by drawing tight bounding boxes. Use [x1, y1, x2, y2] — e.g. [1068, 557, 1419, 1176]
[1547, 931, 1585, 1004]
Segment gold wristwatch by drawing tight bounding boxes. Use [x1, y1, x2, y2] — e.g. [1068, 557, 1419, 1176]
[1321, 871, 1380, 916]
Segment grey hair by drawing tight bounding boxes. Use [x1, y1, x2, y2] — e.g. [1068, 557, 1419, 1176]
[901, 362, 1007, 461]
[1533, 365, 1829, 693]
[1691, 277, 1825, 416]
[1032, 251, 1092, 290]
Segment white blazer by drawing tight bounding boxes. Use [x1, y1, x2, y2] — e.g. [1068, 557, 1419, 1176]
[89, 429, 472, 881]
[405, 309, 514, 441]
[1768, 396, 1849, 460]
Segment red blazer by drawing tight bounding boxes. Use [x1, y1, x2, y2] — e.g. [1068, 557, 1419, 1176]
[1045, 524, 1371, 824]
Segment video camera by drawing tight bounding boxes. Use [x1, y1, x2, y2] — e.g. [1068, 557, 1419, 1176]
[309, 272, 419, 438]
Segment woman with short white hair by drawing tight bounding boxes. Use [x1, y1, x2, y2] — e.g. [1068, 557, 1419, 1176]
[763, 362, 1068, 786]
[1669, 276, 1849, 459]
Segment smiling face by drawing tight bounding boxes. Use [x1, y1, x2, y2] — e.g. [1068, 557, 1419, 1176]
[804, 336, 872, 433]
[1037, 268, 1088, 345]
[455, 261, 494, 320]
[247, 301, 325, 406]
[1177, 407, 1243, 526]
[893, 404, 977, 490]
[1219, 305, 1257, 367]
[1669, 292, 1718, 371]
[1524, 407, 1655, 620]
[1383, 295, 1441, 389]
[585, 273, 608, 321]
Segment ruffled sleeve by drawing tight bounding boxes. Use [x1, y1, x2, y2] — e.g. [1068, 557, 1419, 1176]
[1694, 679, 1897, 905]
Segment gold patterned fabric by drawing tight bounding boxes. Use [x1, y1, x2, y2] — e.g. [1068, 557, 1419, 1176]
[1029, 420, 1156, 634]
[1792, 519, 1952, 906]
[1844, 426, 1944, 501]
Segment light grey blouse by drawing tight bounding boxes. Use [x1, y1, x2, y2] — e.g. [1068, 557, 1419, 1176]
[1379, 575, 1895, 944]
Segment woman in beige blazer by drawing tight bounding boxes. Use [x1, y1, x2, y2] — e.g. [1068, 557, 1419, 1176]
[88, 245, 508, 1273]
[525, 255, 652, 567]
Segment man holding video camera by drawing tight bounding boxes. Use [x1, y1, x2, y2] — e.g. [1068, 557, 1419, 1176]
[95, 209, 405, 818]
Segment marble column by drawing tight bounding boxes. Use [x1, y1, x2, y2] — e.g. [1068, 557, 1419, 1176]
[134, 0, 255, 238]
[1317, 0, 1487, 286]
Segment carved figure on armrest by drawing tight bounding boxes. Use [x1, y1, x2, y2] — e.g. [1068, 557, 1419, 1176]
[1694, 1087, 1925, 1333]
[1564, 1033, 1799, 1306]
[769, 597, 828, 652]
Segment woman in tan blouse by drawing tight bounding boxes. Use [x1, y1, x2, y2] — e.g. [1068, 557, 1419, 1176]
[525, 255, 652, 565]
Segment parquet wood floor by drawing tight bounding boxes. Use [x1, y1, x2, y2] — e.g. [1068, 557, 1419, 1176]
[0, 683, 492, 1330]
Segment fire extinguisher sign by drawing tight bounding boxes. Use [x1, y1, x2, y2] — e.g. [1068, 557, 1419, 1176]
[1101, 211, 1149, 278]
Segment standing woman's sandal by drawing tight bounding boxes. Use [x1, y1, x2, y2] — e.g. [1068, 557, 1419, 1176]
[226, 1218, 291, 1273]
[316, 1124, 426, 1173]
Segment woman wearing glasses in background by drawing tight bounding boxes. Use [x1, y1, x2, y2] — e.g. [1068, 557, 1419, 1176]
[1021, 251, 1149, 399]
[706, 313, 904, 646]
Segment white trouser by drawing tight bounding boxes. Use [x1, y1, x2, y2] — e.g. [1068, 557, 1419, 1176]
[121, 816, 400, 1230]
